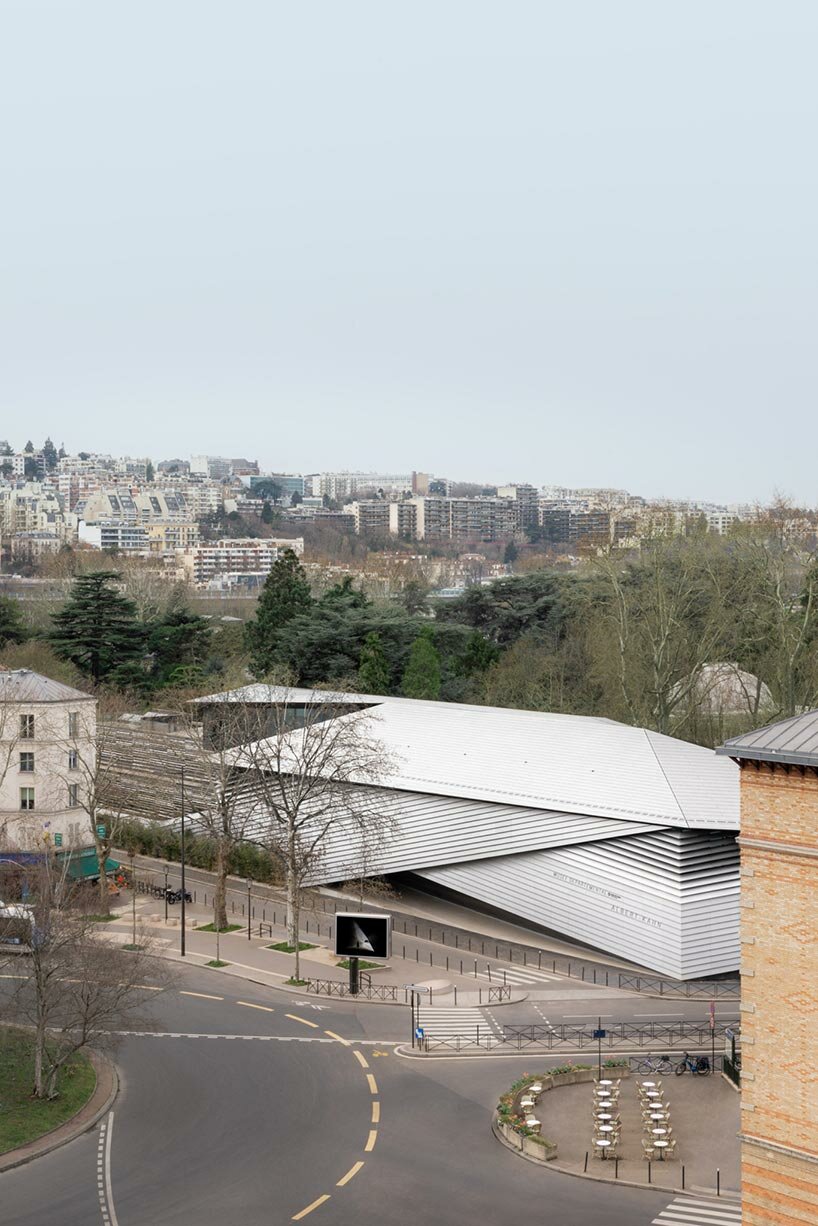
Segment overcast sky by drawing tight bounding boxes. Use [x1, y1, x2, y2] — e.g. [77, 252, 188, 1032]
[2, 2, 817, 503]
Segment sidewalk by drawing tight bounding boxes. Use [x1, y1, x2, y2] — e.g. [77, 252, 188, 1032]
[514, 1071, 740, 1195]
[120, 851, 741, 1002]
[101, 892, 528, 1006]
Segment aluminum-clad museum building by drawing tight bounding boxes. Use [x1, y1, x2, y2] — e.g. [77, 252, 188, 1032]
[199, 686, 741, 980]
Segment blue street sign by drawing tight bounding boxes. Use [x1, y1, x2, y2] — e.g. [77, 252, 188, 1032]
[593, 1029, 606, 1039]
[415, 1027, 424, 1040]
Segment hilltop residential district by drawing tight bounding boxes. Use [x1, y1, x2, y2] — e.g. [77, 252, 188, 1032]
[0, 437, 816, 1226]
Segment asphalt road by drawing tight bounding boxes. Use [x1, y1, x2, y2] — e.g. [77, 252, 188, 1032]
[0, 964, 704, 1226]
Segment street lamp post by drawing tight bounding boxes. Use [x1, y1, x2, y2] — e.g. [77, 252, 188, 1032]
[163, 865, 169, 924]
[180, 767, 186, 958]
[246, 879, 252, 941]
[129, 848, 136, 947]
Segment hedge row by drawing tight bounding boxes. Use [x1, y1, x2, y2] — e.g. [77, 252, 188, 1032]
[116, 818, 283, 884]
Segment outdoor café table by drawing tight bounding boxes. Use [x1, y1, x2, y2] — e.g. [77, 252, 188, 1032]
[651, 1128, 668, 1136]
[639, 1080, 656, 1087]
[644, 1090, 661, 1099]
[595, 1113, 613, 1121]
[654, 1140, 669, 1159]
[598, 1079, 614, 1086]
[594, 1140, 612, 1158]
[598, 1125, 615, 1134]
[649, 1113, 668, 1121]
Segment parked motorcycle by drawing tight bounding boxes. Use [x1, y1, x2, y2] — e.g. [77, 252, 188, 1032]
[165, 887, 192, 905]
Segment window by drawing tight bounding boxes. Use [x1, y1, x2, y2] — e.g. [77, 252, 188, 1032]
[68, 749, 78, 770]
[19, 714, 34, 740]
[19, 752, 34, 773]
[68, 784, 79, 809]
[68, 712, 80, 738]
[20, 787, 35, 811]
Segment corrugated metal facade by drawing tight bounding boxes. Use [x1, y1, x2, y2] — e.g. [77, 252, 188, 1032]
[417, 829, 740, 980]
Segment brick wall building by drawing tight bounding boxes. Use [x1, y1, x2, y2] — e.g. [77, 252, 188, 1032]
[719, 713, 818, 1224]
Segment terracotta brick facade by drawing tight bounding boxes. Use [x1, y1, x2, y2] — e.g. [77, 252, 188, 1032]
[738, 763, 818, 1224]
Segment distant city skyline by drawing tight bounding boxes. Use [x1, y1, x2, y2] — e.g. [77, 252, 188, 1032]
[1, 432, 812, 510]
[3, 2, 818, 506]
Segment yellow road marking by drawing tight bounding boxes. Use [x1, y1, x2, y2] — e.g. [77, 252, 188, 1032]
[135, 985, 163, 991]
[180, 991, 223, 1001]
[372, 1050, 389, 1057]
[371, 1101, 380, 1124]
[336, 1161, 364, 1187]
[324, 1030, 350, 1046]
[237, 1001, 275, 1013]
[292, 1194, 331, 1220]
[364, 1130, 378, 1152]
[286, 1013, 319, 1029]
[353, 1050, 369, 1069]
[366, 1074, 378, 1095]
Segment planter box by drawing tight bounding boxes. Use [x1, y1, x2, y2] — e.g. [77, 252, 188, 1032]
[523, 1135, 557, 1161]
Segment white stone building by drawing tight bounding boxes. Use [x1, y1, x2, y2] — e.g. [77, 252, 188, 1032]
[0, 671, 97, 850]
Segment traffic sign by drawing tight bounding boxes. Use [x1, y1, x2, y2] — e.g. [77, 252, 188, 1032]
[415, 1027, 424, 1040]
[96, 825, 106, 839]
[593, 1029, 606, 1039]
[54, 833, 63, 848]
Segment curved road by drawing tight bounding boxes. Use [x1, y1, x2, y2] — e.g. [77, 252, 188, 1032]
[1, 965, 689, 1226]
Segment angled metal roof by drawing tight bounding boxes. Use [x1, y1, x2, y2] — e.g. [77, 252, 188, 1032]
[228, 694, 739, 831]
[0, 669, 94, 704]
[718, 709, 818, 767]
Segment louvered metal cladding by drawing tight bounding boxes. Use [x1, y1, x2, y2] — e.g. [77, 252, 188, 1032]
[417, 829, 740, 980]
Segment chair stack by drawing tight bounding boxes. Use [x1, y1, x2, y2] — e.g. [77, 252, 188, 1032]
[592, 1078, 621, 1159]
[637, 1080, 677, 1160]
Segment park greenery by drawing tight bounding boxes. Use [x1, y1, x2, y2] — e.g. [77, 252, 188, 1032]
[0, 1027, 96, 1153]
[1, 510, 816, 748]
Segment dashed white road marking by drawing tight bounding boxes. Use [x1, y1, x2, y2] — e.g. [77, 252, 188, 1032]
[651, 1195, 742, 1224]
[97, 1112, 119, 1226]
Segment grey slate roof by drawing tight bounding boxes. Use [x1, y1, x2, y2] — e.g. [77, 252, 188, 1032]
[718, 709, 818, 767]
[0, 669, 94, 704]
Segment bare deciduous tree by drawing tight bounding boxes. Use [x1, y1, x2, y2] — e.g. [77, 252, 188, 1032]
[230, 692, 393, 982]
[10, 858, 171, 1099]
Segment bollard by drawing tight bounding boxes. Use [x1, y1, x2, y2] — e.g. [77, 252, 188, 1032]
[416, 949, 419, 962]
[474, 959, 478, 978]
[460, 959, 463, 974]
[446, 956, 449, 971]
[681, 1165, 685, 1190]
[614, 1157, 619, 1180]
[538, 952, 542, 970]
[717, 1169, 720, 1197]
[429, 952, 432, 966]
[647, 1161, 651, 1185]
[584, 1152, 589, 1173]
[455, 934, 458, 949]
[453, 986, 457, 1006]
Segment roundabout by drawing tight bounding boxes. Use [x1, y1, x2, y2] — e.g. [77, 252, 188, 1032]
[0, 963, 736, 1226]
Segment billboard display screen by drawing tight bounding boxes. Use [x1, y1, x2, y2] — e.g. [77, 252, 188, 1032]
[334, 912, 391, 961]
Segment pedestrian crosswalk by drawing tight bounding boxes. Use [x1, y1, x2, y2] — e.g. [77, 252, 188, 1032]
[416, 1006, 498, 1043]
[651, 1196, 742, 1225]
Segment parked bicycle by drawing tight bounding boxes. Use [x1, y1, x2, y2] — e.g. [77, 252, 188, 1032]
[675, 1051, 710, 1076]
[636, 1054, 674, 1075]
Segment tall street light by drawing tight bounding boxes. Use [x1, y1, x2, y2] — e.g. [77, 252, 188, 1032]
[180, 767, 186, 957]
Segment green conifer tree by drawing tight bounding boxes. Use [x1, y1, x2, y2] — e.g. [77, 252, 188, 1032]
[401, 627, 441, 700]
[0, 596, 28, 648]
[358, 631, 391, 693]
[246, 549, 313, 678]
[48, 571, 145, 685]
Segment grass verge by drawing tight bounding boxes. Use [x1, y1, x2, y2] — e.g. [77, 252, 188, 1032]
[206, 959, 230, 968]
[267, 941, 315, 953]
[0, 1027, 96, 1155]
[285, 977, 310, 987]
[197, 923, 242, 934]
[336, 959, 381, 970]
